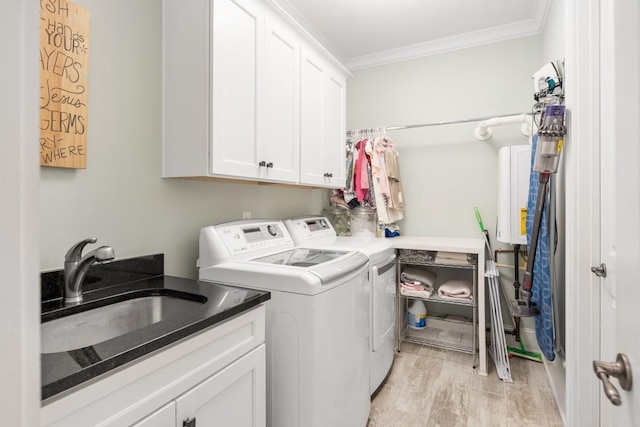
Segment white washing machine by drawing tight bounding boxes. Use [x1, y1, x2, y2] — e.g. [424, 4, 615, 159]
[198, 219, 371, 427]
[284, 216, 396, 395]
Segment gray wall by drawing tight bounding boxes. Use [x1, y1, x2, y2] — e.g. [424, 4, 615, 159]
[39, 0, 324, 278]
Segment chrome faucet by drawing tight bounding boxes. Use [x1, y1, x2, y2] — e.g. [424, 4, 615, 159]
[64, 238, 115, 305]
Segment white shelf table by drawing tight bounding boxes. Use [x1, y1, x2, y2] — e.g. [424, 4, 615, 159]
[392, 236, 487, 376]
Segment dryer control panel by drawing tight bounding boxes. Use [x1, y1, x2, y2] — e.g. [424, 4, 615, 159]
[284, 216, 336, 245]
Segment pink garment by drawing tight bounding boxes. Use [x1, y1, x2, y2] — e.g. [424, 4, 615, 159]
[354, 139, 369, 202]
[359, 140, 370, 190]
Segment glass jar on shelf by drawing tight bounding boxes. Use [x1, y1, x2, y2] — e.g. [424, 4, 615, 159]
[350, 206, 377, 237]
[322, 206, 350, 236]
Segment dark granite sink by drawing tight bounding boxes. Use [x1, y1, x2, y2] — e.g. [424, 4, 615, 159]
[40, 254, 270, 401]
[41, 291, 207, 353]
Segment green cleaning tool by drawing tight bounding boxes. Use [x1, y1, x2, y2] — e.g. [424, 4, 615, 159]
[473, 207, 542, 363]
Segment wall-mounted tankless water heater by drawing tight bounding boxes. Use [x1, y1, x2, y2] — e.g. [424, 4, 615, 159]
[496, 145, 532, 245]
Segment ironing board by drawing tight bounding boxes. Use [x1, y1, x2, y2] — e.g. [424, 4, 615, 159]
[526, 134, 555, 361]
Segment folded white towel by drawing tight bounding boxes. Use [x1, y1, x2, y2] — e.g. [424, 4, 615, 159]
[400, 266, 437, 289]
[434, 251, 470, 265]
[400, 285, 433, 298]
[437, 279, 473, 301]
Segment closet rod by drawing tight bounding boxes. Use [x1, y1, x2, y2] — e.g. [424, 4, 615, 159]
[384, 112, 528, 131]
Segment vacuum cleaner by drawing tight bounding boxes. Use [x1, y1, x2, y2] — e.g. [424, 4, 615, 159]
[510, 104, 566, 318]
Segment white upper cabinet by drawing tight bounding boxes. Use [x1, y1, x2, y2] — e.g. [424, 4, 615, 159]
[162, 0, 349, 187]
[210, 0, 263, 178]
[300, 48, 347, 188]
[260, 14, 300, 182]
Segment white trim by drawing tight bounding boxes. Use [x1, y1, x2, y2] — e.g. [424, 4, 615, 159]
[273, 0, 553, 72]
[564, 0, 602, 425]
[532, 0, 554, 28]
[0, 0, 40, 424]
[544, 356, 567, 424]
[346, 0, 552, 71]
[346, 21, 538, 71]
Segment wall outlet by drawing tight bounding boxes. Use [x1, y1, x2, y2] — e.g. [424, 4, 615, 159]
[242, 211, 252, 219]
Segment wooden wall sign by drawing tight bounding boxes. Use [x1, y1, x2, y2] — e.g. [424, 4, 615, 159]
[39, 0, 90, 168]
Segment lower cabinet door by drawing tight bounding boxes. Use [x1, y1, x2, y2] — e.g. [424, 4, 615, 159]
[131, 402, 175, 427]
[175, 344, 266, 427]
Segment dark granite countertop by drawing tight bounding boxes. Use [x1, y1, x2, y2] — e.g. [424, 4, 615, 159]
[40, 254, 270, 401]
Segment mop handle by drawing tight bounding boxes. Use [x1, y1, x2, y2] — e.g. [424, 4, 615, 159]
[474, 207, 485, 234]
[473, 207, 495, 261]
[522, 173, 549, 291]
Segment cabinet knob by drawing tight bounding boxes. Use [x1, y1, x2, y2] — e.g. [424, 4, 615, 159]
[324, 172, 333, 178]
[183, 417, 196, 427]
[259, 161, 266, 167]
[267, 162, 274, 168]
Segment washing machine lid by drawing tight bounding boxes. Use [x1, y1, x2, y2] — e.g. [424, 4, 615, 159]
[199, 249, 368, 295]
[199, 218, 369, 294]
[252, 247, 347, 267]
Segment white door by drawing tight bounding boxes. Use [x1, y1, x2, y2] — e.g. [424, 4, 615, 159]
[321, 70, 347, 188]
[261, 15, 300, 183]
[299, 48, 327, 186]
[130, 402, 175, 427]
[371, 253, 396, 353]
[210, 0, 263, 178]
[175, 345, 266, 427]
[598, 0, 640, 424]
[299, 49, 347, 188]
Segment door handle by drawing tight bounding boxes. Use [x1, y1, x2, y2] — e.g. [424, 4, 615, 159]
[591, 263, 607, 277]
[593, 353, 633, 406]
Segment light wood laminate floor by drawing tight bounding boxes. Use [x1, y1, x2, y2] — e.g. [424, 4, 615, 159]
[368, 342, 564, 427]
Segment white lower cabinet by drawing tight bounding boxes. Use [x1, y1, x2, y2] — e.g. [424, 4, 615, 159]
[131, 402, 175, 427]
[41, 305, 266, 427]
[131, 345, 266, 427]
[175, 345, 266, 427]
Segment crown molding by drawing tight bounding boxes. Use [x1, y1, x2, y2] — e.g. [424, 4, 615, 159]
[346, 0, 552, 71]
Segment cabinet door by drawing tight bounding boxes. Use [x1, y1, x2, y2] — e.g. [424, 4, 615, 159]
[260, 15, 300, 183]
[300, 48, 347, 187]
[299, 48, 325, 186]
[130, 402, 175, 427]
[321, 68, 346, 187]
[210, 0, 264, 178]
[175, 344, 266, 427]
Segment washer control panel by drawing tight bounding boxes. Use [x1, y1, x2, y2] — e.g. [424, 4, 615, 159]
[215, 220, 293, 255]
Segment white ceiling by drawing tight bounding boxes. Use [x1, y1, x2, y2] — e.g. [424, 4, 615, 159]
[274, 0, 551, 70]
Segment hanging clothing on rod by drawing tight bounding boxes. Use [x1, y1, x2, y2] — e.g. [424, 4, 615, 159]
[341, 128, 405, 226]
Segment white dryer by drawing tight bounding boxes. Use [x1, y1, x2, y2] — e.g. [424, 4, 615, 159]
[198, 219, 371, 427]
[284, 216, 397, 395]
